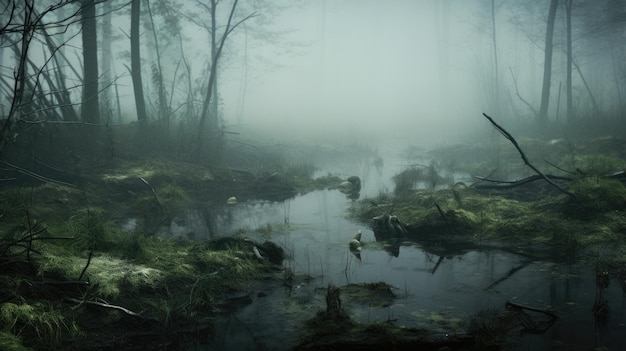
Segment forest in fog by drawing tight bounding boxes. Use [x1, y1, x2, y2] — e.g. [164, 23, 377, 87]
[2, 0, 626, 162]
[4, 2, 626, 350]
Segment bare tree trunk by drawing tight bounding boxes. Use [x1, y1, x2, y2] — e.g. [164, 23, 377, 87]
[564, 0, 573, 122]
[101, 0, 113, 122]
[145, 0, 168, 134]
[81, 0, 100, 124]
[612, 47, 625, 117]
[131, 0, 147, 123]
[573, 59, 599, 115]
[538, 0, 558, 122]
[196, 0, 239, 157]
[209, 0, 219, 136]
[39, 23, 78, 121]
[491, 0, 500, 115]
[1, 2, 32, 154]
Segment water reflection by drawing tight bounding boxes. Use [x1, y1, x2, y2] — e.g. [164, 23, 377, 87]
[197, 188, 626, 351]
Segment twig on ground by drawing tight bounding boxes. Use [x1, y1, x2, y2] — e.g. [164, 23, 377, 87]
[65, 297, 144, 318]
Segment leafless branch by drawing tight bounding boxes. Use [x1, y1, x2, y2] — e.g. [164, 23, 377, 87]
[482, 113, 577, 199]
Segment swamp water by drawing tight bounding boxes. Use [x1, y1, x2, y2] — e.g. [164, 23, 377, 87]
[163, 149, 626, 350]
[200, 191, 626, 351]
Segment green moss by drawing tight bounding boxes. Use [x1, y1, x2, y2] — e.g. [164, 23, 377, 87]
[427, 311, 464, 332]
[156, 184, 191, 211]
[565, 177, 626, 218]
[340, 282, 396, 308]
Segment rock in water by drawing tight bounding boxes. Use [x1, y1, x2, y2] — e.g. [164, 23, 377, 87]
[349, 230, 362, 251]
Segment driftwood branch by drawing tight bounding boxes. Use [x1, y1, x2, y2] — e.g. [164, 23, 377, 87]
[65, 297, 143, 318]
[474, 174, 573, 189]
[482, 113, 577, 200]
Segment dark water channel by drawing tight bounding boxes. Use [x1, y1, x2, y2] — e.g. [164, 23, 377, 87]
[181, 148, 626, 351]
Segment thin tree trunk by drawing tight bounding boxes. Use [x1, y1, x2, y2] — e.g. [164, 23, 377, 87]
[101, 0, 113, 121]
[39, 23, 78, 121]
[81, 0, 99, 124]
[573, 59, 599, 115]
[145, 0, 168, 133]
[196, 0, 239, 156]
[538, 0, 558, 122]
[564, 0, 573, 122]
[612, 47, 624, 116]
[491, 0, 500, 115]
[131, 0, 147, 123]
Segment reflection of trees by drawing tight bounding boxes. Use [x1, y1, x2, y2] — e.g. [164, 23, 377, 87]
[593, 271, 610, 330]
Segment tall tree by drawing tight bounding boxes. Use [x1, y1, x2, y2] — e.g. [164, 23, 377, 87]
[144, 0, 168, 131]
[0, 1, 34, 154]
[538, 0, 559, 122]
[490, 0, 500, 115]
[100, 0, 113, 121]
[564, 0, 573, 122]
[130, 0, 147, 123]
[81, 0, 100, 124]
[195, 0, 255, 157]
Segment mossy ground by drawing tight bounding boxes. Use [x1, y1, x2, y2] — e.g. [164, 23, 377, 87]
[351, 137, 626, 274]
[0, 139, 365, 350]
[2, 136, 625, 349]
[0, 156, 302, 350]
[0, 213, 283, 350]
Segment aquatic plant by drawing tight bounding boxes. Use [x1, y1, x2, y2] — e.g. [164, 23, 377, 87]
[340, 282, 396, 308]
[283, 161, 316, 180]
[467, 308, 517, 349]
[392, 166, 423, 194]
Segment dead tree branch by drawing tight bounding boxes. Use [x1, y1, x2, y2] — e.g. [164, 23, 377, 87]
[65, 297, 143, 318]
[482, 113, 577, 200]
[474, 174, 574, 189]
[509, 67, 538, 118]
[139, 177, 166, 217]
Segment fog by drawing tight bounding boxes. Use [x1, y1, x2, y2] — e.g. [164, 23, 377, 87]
[10, 0, 622, 149]
[218, 1, 486, 144]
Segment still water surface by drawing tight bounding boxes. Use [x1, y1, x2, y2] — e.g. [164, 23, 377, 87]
[171, 145, 625, 350]
[197, 187, 626, 350]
